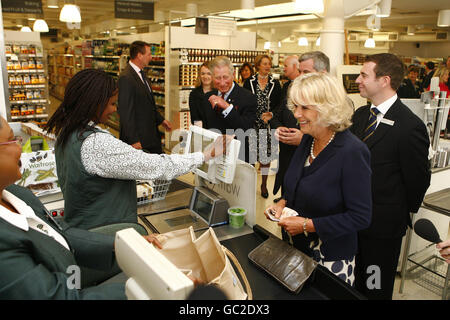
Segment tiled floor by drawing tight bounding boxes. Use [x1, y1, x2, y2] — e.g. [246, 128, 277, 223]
[48, 94, 448, 300]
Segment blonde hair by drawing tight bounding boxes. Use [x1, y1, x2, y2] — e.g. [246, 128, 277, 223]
[434, 66, 449, 84]
[195, 61, 213, 88]
[288, 73, 353, 132]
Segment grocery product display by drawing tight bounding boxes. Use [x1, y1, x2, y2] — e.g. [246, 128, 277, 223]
[6, 42, 49, 124]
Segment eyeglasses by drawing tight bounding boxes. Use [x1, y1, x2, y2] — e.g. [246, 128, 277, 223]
[0, 136, 23, 146]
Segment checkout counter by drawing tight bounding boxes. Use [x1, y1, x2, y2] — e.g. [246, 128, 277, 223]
[136, 161, 365, 300]
[10, 122, 364, 300]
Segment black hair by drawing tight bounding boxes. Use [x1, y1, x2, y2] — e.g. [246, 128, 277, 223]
[426, 61, 435, 70]
[239, 62, 254, 80]
[129, 41, 150, 60]
[44, 69, 118, 148]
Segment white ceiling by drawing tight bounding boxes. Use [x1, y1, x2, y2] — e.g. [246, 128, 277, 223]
[2, 0, 449, 41]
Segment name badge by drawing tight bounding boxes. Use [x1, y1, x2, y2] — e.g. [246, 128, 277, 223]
[380, 118, 395, 126]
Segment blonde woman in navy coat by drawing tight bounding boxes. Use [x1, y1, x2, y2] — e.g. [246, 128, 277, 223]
[265, 73, 372, 286]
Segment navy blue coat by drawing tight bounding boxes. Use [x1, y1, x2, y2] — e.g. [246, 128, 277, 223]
[283, 129, 372, 261]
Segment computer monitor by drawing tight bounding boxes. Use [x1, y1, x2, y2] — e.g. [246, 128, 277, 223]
[185, 125, 241, 184]
[115, 228, 194, 300]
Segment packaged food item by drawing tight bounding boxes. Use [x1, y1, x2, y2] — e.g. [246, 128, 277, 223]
[5, 45, 12, 54]
[21, 61, 29, 70]
[7, 61, 14, 70]
[38, 74, 46, 84]
[35, 105, 44, 114]
[27, 91, 34, 100]
[11, 107, 20, 117]
[33, 90, 41, 99]
[27, 105, 35, 115]
[13, 45, 20, 54]
[36, 60, 43, 69]
[20, 46, 28, 54]
[20, 105, 27, 115]
[23, 74, 31, 85]
[30, 75, 39, 84]
[28, 59, 35, 69]
[28, 45, 36, 55]
[16, 75, 23, 86]
[14, 61, 21, 70]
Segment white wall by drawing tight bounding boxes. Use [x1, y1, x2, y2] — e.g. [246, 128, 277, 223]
[390, 41, 450, 60]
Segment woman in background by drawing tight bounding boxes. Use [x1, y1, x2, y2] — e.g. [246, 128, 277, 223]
[189, 61, 214, 127]
[238, 62, 254, 86]
[244, 55, 281, 198]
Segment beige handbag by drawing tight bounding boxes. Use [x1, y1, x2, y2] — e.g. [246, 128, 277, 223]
[156, 226, 252, 300]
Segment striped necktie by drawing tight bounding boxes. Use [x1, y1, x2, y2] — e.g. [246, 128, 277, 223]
[362, 107, 380, 142]
[139, 69, 152, 93]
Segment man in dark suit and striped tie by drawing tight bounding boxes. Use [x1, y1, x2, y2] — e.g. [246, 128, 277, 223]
[350, 53, 431, 300]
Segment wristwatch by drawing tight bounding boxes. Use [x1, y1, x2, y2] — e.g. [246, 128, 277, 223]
[303, 218, 309, 237]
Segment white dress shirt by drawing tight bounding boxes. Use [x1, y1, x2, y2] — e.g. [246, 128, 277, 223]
[0, 190, 70, 251]
[221, 82, 235, 117]
[80, 123, 204, 180]
[371, 94, 398, 128]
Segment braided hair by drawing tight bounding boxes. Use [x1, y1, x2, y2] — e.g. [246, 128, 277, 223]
[45, 69, 117, 148]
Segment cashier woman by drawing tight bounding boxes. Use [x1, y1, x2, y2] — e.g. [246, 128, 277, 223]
[0, 115, 163, 299]
[45, 69, 231, 230]
[265, 73, 372, 285]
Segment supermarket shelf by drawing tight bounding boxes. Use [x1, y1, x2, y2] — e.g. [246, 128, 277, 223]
[10, 99, 48, 104]
[148, 65, 165, 69]
[152, 89, 165, 95]
[84, 55, 121, 59]
[9, 84, 46, 89]
[6, 53, 42, 58]
[11, 114, 48, 120]
[8, 69, 45, 73]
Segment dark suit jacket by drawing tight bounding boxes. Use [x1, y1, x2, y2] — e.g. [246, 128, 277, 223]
[283, 130, 372, 261]
[118, 63, 165, 152]
[189, 86, 212, 125]
[397, 78, 421, 98]
[201, 83, 257, 162]
[269, 80, 299, 194]
[350, 98, 431, 238]
[0, 184, 125, 300]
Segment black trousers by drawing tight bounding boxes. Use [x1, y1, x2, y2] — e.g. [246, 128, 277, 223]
[354, 234, 403, 300]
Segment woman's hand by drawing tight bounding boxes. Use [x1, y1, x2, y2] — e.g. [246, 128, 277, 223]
[261, 112, 273, 124]
[264, 199, 286, 220]
[437, 239, 450, 264]
[278, 216, 305, 236]
[203, 135, 234, 162]
[143, 234, 163, 249]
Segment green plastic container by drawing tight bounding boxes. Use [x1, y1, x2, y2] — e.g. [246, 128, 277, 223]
[228, 207, 247, 228]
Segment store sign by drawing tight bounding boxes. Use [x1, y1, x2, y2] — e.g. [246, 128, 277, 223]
[208, 18, 236, 37]
[114, 0, 154, 20]
[1, 0, 43, 14]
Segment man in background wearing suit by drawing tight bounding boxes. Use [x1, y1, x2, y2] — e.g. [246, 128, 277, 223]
[351, 53, 431, 300]
[203, 56, 256, 163]
[118, 41, 172, 154]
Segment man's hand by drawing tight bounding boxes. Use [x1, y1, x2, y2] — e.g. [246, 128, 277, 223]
[162, 120, 172, 132]
[437, 239, 450, 264]
[143, 234, 163, 249]
[208, 94, 229, 111]
[131, 142, 143, 150]
[261, 112, 273, 124]
[275, 127, 303, 146]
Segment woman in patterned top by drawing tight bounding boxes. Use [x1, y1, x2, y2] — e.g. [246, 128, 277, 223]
[244, 55, 282, 198]
[45, 69, 230, 230]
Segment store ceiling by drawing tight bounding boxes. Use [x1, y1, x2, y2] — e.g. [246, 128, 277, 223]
[1, 0, 449, 42]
